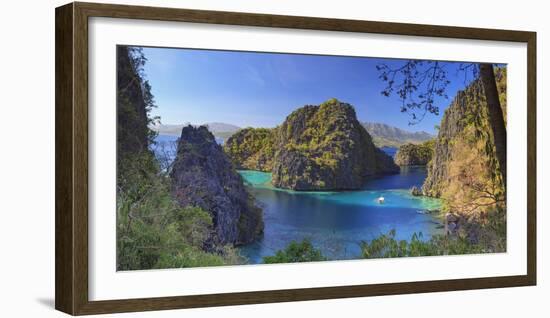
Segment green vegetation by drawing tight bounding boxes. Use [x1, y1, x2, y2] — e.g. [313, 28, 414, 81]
[116, 46, 158, 162]
[361, 208, 506, 258]
[423, 68, 507, 217]
[394, 139, 435, 166]
[496, 67, 507, 125]
[224, 127, 276, 172]
[273, 99, 398, 190]
[117, 153, 244, 270]
[117, 46, 507, 267]
[263, 239, 326, 264]
[225, 99, 399, 191]
[361, 230, 482, 258]
[414, 67, 508, 256]
[116, 46, 246, 270]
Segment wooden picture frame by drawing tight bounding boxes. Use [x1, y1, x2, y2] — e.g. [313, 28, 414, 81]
[55, 2, 536, 315]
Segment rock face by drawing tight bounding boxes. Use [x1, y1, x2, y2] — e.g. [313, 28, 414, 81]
[422, 68, 506, 215]
[170, 125, 263, 245]
[394, 140, 434, 166]
[271, 99, 399, 190]
[411, 186, 423, 196]
[117, 46, 150, 159]
[224, 128, 276, 172]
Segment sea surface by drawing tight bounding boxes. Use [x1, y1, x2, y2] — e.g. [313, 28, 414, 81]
[152, 135, 442, 263]
[237, 167, 442, 264]
[380, 146, 398, 157]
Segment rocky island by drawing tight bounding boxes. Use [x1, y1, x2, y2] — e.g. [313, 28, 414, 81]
[225, 99, 399, 191]
[224, 127, 276, 172]
[116, 45, 508, 268]
[170, 125, 263, 246]
[394, 140, 434, 166]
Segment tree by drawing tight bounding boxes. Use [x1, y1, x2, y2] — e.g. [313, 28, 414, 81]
[116, 47, 245, 270]
[478, 64, 507, 187]
[263, 239, 326, 263]
[377, 61, 506, 188]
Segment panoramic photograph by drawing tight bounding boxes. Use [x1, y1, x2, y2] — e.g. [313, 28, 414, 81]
[116, 45, 507, 271]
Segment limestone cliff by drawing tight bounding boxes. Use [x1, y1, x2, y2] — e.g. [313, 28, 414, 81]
[224, 128, 276, 172]
[270, 99, 399, 190]
[422, 68, 506, 215]
[223, 99, 399, 191]
[394, 140, 434, 166]
[170, 125, 263, 245]
[117, 46, 151, 159]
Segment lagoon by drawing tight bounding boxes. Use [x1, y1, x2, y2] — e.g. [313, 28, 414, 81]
[238, 167, 443, 263]
[152, 135, 443, 264]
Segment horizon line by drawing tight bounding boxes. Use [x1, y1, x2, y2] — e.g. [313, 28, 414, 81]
[151, 120, 434, 135]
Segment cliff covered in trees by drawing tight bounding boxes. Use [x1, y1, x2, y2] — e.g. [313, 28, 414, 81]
[394, 140, 434, 166]
[116, 46, 155, 164]
[170, 126, 263, 246]
[225, 99, 399, 191]
[272, 99, 399, 190]
[116, 47, 256, 270]
[224, 127, 276, 172]
[422, 68, 507, 216]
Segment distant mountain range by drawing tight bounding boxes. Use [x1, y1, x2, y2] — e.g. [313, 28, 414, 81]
[151, 122, 241, 140]
[361, 122, 433, 148]
[152, 122, 432, 148]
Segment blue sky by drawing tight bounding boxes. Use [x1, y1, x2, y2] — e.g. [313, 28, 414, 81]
[140, 47, 477, 134]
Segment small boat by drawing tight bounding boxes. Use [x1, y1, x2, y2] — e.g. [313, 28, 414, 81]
[377, 196, 385, 204]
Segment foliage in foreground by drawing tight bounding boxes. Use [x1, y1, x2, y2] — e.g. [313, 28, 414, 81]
[116, 46, 245, 270]
[116, 153, 245, 270]
[261, 205, 505, 265]
[360, 230, 483, 258]
[360, 209, 506, 259]
[263, 239, 326, 264]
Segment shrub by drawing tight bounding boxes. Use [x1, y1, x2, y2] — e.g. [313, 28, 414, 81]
[116, 153, 245, 270]
[263, 239, 326, 264]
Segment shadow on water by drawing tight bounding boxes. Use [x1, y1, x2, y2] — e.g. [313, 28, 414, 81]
[150, 135, 442, 264]
[239, 167, 443, 264]
[362, 165, 429, 190]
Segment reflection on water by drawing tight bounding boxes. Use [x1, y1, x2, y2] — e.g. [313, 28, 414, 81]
[238, 167, 443, 263]
[150, 135, 443, 264]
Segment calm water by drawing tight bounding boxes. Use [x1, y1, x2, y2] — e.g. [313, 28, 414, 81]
[238, 167, 443, 263]
[152, 135, 442, 263]
[380, 146, 398, 158]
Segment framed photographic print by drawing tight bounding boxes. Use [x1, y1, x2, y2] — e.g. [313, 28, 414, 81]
[55, 2, 536, 315]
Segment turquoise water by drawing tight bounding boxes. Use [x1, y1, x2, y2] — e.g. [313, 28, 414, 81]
[151, 135, 442, 263]
[238, 167, 443, 263]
